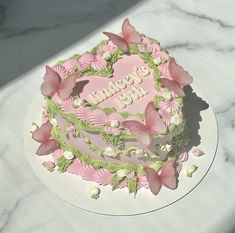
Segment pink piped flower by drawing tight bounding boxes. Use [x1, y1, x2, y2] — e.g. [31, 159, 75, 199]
[192, 148, 204, 157]
[98, 41, 117, 53]
[127, 171, 135, 179]
[104, 126, 121, 136]
[159, 99, 179, 113]
[79, 53, 107, 71]
[52, 149, 64, 162]
[43, 161, 55, 171]
[90, 54, 107, 70]
[67, 125, 75, 134]
[158, 109, 171, 126]
[53, 65, 68, 79]
[104, 126, 113, 135]
[112, 128, 121, 136]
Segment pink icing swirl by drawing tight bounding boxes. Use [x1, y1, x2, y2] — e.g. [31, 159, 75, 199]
[60, 96, 75, 114]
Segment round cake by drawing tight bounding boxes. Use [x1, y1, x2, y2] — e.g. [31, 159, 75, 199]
[31, 18, 193, 196]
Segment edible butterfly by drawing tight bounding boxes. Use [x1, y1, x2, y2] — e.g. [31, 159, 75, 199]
[41, 65, 77, 100]
[159, 57, 193, 97]
[122, 102, 167, 147]
[144, 160, 177, 195]
[32, 121, 58, 156]
[103, 18, 142, 53]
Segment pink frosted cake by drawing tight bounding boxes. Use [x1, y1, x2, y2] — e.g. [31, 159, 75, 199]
[31, 18, 193, 196]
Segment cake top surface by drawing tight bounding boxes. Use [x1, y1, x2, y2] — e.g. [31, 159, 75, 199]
[40, 18, 192, 147]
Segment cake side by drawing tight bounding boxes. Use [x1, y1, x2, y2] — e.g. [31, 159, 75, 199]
[32, 18, 192, 196]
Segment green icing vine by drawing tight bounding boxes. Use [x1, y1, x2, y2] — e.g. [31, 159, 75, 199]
[51, 125, 145, 173]
[102, 132, 124, 148]
[57, 156, 73, 172]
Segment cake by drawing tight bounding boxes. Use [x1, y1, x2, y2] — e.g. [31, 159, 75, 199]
[31, 18, 193, 196]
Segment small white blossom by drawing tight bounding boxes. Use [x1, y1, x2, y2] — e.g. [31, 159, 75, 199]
[116, 169, 128, 178]
[102, 51, 111, 60]
[162, 91, 172, 101]
[50, 118, 57, 126]
[153, 57, 162, 65]
[110, 120, 120, 128]
[135, 149, 145, 157]
[103, 147, 115, 157]
[89, 186, 100, 196]
[73, 97, 84, 108]
[64, 151, 74, 160]
[89, 186, 100, 199]
[165, 144, 172, 152]
[171, 114, 183, 125]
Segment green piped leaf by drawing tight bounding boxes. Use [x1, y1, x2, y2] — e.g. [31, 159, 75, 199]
[136, 113, 145, 120]
[153, 95, 161, 109]
[57, 156, 72, 172]
[127, 176, 137, 196]
[102, 133, 124, 148]
[120, 111, 131, 118]
[111, 175, 124, 190]
[150, 161, 164, 172]
[103, 107, 117, 115]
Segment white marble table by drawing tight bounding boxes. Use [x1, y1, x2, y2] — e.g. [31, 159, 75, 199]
[1, 0, 235, 232]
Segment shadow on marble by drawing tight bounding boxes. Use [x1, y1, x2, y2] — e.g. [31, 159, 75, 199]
[183, 85, 209, 151]
[0, 0, 142, 88]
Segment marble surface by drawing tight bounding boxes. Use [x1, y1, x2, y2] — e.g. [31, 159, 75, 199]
[1, 0, 235, 232]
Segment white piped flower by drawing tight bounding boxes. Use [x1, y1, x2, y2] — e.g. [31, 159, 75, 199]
[162, 91, 172, 101]
[64, 151, 74, 160]
[135, 149, 145, 157]
[50, 118, 57, 126]
[110, 120, 120, 128]
[30, 122, 38, 133]
[116, 169, 128, 178]
[73, 97, 84, 108]
[89, 186, 100, 199]
[165, 144, 172, 152]
[102, 51, 111, 60]
[171, 113, 183, 125]
[153, 57, 162, 65]
[103, 147, 115, 157]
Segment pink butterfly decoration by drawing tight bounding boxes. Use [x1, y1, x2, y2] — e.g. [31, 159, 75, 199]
[144, 160, 177, 195]
[41, 65, 77, 100]
[122, 101, 167, 147]
[32, 121, 59, 156]
[159, 57, 193, 97]
[103, 18, 142, 53]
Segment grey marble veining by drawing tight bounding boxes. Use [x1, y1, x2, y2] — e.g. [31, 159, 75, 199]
[0, 0, 235, 232]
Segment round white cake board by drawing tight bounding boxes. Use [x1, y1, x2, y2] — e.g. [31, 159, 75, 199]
[24, 84, 218, 216]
